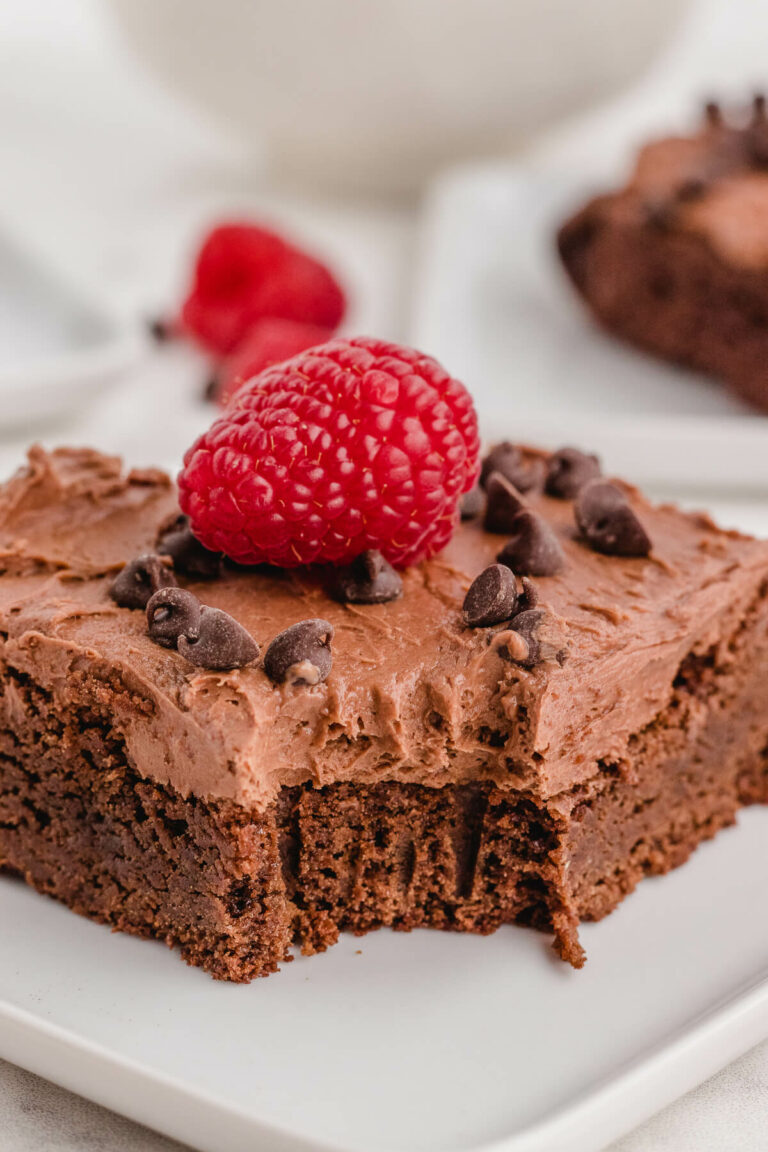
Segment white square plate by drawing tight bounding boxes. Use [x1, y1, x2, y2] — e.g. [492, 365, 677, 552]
[2, 661, 768, 1152]
[412, 164, 768, 492]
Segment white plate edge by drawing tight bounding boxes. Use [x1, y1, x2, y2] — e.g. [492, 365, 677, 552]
[2, 967, 767, 1152]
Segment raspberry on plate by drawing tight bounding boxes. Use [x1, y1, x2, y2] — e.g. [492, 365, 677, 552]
[213, 318, 334, 407]
[181, 223, 346, 355]
[179, 336, 480, 568]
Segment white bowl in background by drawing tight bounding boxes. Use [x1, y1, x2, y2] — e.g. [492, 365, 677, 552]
[105, 0, 685, 197]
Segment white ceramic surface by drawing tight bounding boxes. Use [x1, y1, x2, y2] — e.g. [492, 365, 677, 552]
[413, 165, 768, 492]
[105, 0, 685, 196]
[0, 230, 145, 432]
[2, 792, 768, 1152]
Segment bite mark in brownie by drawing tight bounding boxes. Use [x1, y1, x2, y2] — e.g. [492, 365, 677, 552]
[1, 446, 768, 978]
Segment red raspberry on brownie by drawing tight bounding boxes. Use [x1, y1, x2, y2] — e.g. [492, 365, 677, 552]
[178, 336, 480, 568]
[181, 223, 346, 355]
[213, 318, 334, 407]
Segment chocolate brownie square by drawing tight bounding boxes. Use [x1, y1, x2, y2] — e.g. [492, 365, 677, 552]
[558, 98, 768, 410]
[1, 444, 767, 979]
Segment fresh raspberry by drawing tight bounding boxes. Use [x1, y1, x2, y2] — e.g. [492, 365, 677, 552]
[214, 318, 334, 407]
[179, 336, 480, 568]
[181, 223, 346, 355]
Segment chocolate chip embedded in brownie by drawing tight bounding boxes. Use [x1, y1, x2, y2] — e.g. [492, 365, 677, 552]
[558, 97, 768, 411]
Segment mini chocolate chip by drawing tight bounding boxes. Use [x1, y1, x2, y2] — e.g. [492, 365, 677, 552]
[460, 484, 485, 521]
[575, 480, 651, 558]
[502, 609, 545, 667]
[483, 472, 527, 534]
[463, 564, 518, 628]
[146, 587, 202, 649]
[156, 514, 222, 578]
[498, 609, 568, 669]
[517, 575, 539, 612]
[177, 607, 259, 670]
[110, 554, 177, 609]
[497, 510, 565, 576]
[480, 443, 543, 492]
[545, 447, 601, 499]
[203, 375, 219, 403]
[264, 619, 334, 686]
[329, 550, 403, 605]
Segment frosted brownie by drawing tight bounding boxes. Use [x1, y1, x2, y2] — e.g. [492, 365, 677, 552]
[1, 445, 768, 979]
[558, 98, 768, 411]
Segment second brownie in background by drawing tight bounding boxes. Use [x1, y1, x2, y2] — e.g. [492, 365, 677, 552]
[557, 97, 768, 413]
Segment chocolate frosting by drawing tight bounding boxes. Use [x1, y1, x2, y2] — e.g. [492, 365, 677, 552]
[617, 127, 768, 269]
[2, 446, 767, 811]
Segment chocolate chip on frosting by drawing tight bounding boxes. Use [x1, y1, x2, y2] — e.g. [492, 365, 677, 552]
[497, 510, 565, 576]
[264, 619, 334, 686]
[460, 484, 485, 521]
[110, 554, 177, 609]
[156, 514, 222, 578]
[575, 480, 651, 558]
[545, 447, 601, 500]
[463, 564, 518, 628]
[497, 609, 568, 669]
[329, 550, 403, 605]
[146, 587, 202, 649]
[177, 607, 260, 670]
[483, 472, 527, 534]
[517, 575, 539, 612]
[480, 443, 543, 493]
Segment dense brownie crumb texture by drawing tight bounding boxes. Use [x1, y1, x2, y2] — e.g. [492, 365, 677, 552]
[558, 96, 768, 411]
[1, 442, 768, 980]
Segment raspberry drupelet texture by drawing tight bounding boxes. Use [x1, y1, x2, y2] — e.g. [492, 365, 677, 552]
[215, 318, 334, 407]
[181, 223, 346, 355]
[179, 337, 480, 568]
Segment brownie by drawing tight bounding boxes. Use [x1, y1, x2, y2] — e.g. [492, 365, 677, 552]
[1, 445, 768, 979]
[557, 98, 768, 411]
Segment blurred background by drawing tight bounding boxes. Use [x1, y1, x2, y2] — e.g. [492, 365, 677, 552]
[4, 0, 768, 497]
[0, 0, 732, 476]
[2, 0, 768, 488]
